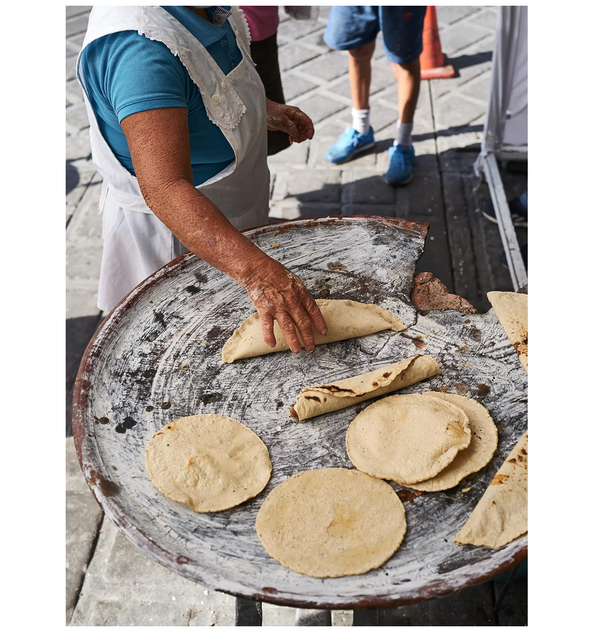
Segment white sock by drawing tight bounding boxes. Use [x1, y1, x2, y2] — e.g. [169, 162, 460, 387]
[351, 108, 370, 135]
[395, 121, 413, 147]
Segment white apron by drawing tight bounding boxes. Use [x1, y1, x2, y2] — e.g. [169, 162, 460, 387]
[77, 6, 270, 311]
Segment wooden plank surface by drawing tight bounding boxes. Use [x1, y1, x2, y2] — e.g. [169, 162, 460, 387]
[379, 581, 496, 626]
[73, 217, 527, 610]
[495, 576, 528, 626]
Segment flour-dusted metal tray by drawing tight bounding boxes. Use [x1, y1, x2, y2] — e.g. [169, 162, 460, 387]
[73, 216, 527, 609]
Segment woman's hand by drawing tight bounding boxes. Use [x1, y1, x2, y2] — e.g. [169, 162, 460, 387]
[241, 255, 327, 353]
[266, 99, 315, 144]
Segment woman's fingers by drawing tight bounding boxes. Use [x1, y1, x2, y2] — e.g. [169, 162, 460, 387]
[288, 305, 317, 352]
[274, 310, 303, 354]
[303, 293, 328, 336]
[266, 99, 314, 139]
[260, 306, 306, 353]
[290, 108, 314, 141]
[266, 102, 314, 142]
[260, 311, 277, 348]
[283, 116, 301, 141]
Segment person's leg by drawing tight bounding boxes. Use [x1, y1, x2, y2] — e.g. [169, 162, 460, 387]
[347, 40, 376, 135]
[348, 40, 375, 111]
[482, 189, 528, 227]
[389, 57, 421, 154]
[380, 6, 427, 185]
[323, 6, 379, 163]
[393, 58, 421, 133]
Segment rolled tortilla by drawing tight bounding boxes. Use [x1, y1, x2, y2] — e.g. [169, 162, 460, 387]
[291, 355, 439, 420]
[221, 299, 407, 363]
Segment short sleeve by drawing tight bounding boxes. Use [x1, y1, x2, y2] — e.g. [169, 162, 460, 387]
[84, 30, 193, 123]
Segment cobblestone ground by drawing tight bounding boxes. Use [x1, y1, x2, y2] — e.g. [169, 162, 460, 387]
[66, 6, 527, 626]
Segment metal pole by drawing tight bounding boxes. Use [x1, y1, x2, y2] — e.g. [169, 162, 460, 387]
[482, 154, 528, 291]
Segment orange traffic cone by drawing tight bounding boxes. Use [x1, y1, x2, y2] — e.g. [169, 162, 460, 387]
[419, 6, 456, 80]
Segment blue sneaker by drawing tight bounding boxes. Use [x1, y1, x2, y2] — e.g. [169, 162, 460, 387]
[325, 126, 376, 163]
[385, 144, 415, 185]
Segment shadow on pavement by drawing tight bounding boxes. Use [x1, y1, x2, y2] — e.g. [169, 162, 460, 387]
[449, 50, 493, 74]
[67, 162, 80, 195]
[66, 315, 104, 437]
[359, 125, 484, 151]
[414, 125, 483, 142]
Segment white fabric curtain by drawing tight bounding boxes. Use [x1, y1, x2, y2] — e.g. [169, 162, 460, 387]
[476, 6, 528, 171]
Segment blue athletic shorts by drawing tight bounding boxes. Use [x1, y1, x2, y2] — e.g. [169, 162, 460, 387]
[324, 6, 427, 65]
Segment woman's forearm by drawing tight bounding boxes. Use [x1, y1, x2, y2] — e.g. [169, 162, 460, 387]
[140, 175, 272, 287]
[122, 106, 271, 285]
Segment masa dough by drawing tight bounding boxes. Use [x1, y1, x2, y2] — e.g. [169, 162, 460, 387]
[346, 393, 471, 484]
[221, 299, 406, 363]
[292, 355, 439, 420]
[255, 468, 406, 578]
[145, 414, 271, 512]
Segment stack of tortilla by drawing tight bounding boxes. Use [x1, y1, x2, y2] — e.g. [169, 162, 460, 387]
[291, 357, 500, 493]
[346, 392, 498, 490]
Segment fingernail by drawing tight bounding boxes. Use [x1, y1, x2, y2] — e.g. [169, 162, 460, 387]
[321, 329, 328, 335]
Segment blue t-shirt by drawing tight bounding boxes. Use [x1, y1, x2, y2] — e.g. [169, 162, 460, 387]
[78, 6, 242, 185]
